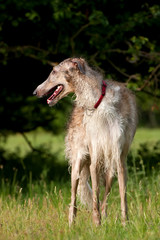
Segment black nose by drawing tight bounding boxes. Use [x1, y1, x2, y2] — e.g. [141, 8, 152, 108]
[33, 89, 37, 96]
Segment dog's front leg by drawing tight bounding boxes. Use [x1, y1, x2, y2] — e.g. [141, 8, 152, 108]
[69, 160, 81, 227]
[90, 162, 101, 226]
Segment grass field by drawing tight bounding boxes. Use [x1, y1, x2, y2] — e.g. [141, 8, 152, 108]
[2, 127, 160, 159]
[0, 128, 160, 239]
[131, 128, 160, 149]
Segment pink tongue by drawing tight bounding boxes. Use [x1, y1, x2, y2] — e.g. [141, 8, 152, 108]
[47, 85, 63, 104]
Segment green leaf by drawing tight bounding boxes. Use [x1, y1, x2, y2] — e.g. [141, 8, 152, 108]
[148, 67, 154, 73]
[12, 20, 19, 27]
[89, 10, 109, 27]
[25, 11, 40, 21]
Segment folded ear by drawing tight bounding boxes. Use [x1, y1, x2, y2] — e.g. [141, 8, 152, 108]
[71, 58, 85, 74]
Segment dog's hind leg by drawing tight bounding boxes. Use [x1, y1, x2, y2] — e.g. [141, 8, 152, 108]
[78, 164, 92, 209]
[118, 147, 129, 225]
[101, 170, 113, 218]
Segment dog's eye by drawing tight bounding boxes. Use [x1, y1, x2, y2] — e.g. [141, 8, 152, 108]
[52, 70, 56, 74]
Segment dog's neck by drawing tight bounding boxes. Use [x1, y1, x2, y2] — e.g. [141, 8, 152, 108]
[74, 75, 102, 109]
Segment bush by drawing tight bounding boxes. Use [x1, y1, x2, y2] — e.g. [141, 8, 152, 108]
[128, 141, 160, 174]
[0, 145, 69, 189]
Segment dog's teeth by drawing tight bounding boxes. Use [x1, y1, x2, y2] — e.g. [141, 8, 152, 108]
[54, 85, 62, 95]
[47, 85, 63, 104]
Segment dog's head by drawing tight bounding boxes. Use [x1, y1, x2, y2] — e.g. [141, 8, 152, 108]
[33, 58, 85, 106]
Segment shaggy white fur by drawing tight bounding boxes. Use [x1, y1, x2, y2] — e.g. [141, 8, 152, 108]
[34, 57, 137, 226]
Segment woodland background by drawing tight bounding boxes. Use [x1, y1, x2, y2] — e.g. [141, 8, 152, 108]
[0, 0, 160, 183]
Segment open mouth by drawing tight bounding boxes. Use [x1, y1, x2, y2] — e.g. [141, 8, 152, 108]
[46, 84, 64, 105]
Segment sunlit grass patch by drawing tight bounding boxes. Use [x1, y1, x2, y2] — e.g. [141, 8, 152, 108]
[2, 128, 160, 158]
[0, 172, 159, 240]
[0, 128, 160, 239]
[132, 128, 160, 149]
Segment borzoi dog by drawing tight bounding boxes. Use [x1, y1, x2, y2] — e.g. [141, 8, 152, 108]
[33, 58, 137, 226]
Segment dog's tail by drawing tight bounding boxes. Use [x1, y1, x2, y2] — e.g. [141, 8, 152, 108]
[77, 165, 92, 209]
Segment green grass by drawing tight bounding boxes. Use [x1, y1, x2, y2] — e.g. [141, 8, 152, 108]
[2, 128, 160, 157]
[1, 129, 65, 162]
[132, 128, 160, 150]
[0, 173, 159, 240]
[0, 128, 160, 239]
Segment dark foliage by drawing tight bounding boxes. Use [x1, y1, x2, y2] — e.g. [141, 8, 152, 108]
[0, 145, 69, 186]
[0, 0, 160, 135]
[128, 141, 160, 174]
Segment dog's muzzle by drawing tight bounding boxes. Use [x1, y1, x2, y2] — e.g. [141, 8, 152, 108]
[33, 89, 37, 96]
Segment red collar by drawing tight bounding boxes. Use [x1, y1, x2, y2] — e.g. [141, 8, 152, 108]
[94, 81, 107, 109]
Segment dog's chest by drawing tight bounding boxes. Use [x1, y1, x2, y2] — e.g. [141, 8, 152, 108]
[68, 106, 114, 144]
